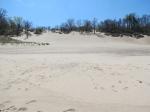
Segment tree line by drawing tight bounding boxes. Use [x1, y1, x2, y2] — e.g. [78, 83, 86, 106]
[53, 14, 150, 38]
[1, 8, 150, 38]
[0, 8, 47, 38]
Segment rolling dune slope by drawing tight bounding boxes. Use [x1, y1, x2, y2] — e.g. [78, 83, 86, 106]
[0, 32, 150, 112]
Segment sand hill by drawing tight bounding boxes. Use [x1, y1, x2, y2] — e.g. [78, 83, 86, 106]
[0, 32, 150, 112]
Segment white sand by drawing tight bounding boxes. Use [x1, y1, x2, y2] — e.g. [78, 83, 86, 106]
[0, 32, 150, 112]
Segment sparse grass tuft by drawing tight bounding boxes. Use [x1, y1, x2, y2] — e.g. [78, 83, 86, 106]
[0, 36, 22, 43]
[0, 36, 50, 45]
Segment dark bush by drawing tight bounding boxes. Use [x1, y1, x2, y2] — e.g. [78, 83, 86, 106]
[34, 27, 44, 34]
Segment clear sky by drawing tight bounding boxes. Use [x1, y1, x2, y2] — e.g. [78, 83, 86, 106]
[1, 0, 150, 27]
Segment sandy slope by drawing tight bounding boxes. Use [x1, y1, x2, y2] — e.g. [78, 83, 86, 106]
[0, 32, 150, 112]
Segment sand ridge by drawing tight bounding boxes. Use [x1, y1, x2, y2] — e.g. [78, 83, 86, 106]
[0, 32, 150, 112]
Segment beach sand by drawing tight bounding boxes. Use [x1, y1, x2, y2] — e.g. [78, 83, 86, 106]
[0, 32, 150, 112]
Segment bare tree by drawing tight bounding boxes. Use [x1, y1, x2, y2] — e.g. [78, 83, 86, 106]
[47, 26, 51, 31]
[24, 20, 32, 39]
[13, 17, 23, 36]
[0, 8, 7, 19]
[76, 20, 82, 32]
[8, 18, 17, 35]
[66, 19, 75, 32]
[124, 13, 139, 32]
[92, 18, 97, 34]
[60, 23, 70, 33]
[83, 20, 92, 32]
[0, 8, 8, 35]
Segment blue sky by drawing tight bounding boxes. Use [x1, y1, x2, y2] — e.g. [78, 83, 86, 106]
[1, 0, 150, 27]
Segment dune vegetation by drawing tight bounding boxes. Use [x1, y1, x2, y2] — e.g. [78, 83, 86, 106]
[1, 4, 150, 112]
[1, 8, 150, 40]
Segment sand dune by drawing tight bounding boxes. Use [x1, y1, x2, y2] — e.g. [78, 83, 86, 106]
[0, 32, 150, 112]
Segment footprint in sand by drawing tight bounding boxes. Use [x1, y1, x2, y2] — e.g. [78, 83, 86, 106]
[63, 108, 76, 112]
[94, 86, 98, 90]
[17, 87, 21, 90]
[93, 66, 103, 71]
[37, 111, 43, 112]
[123, 87, 129, 90]
[7, 106, 17, 111]
[26, 100, 37, 105]
[93, 83, 99, 90]
[100, 87, 105, 90]
[0, 105, 17, 112]
[118, 80, 122, 84]
[111, 85, 115, 88]
[0, 100, 11, 108]
[137, 80, 143, 84]
[18, 107, 28, 111]
[25, 88, 28, 91]
[112, 89, 118, 92]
